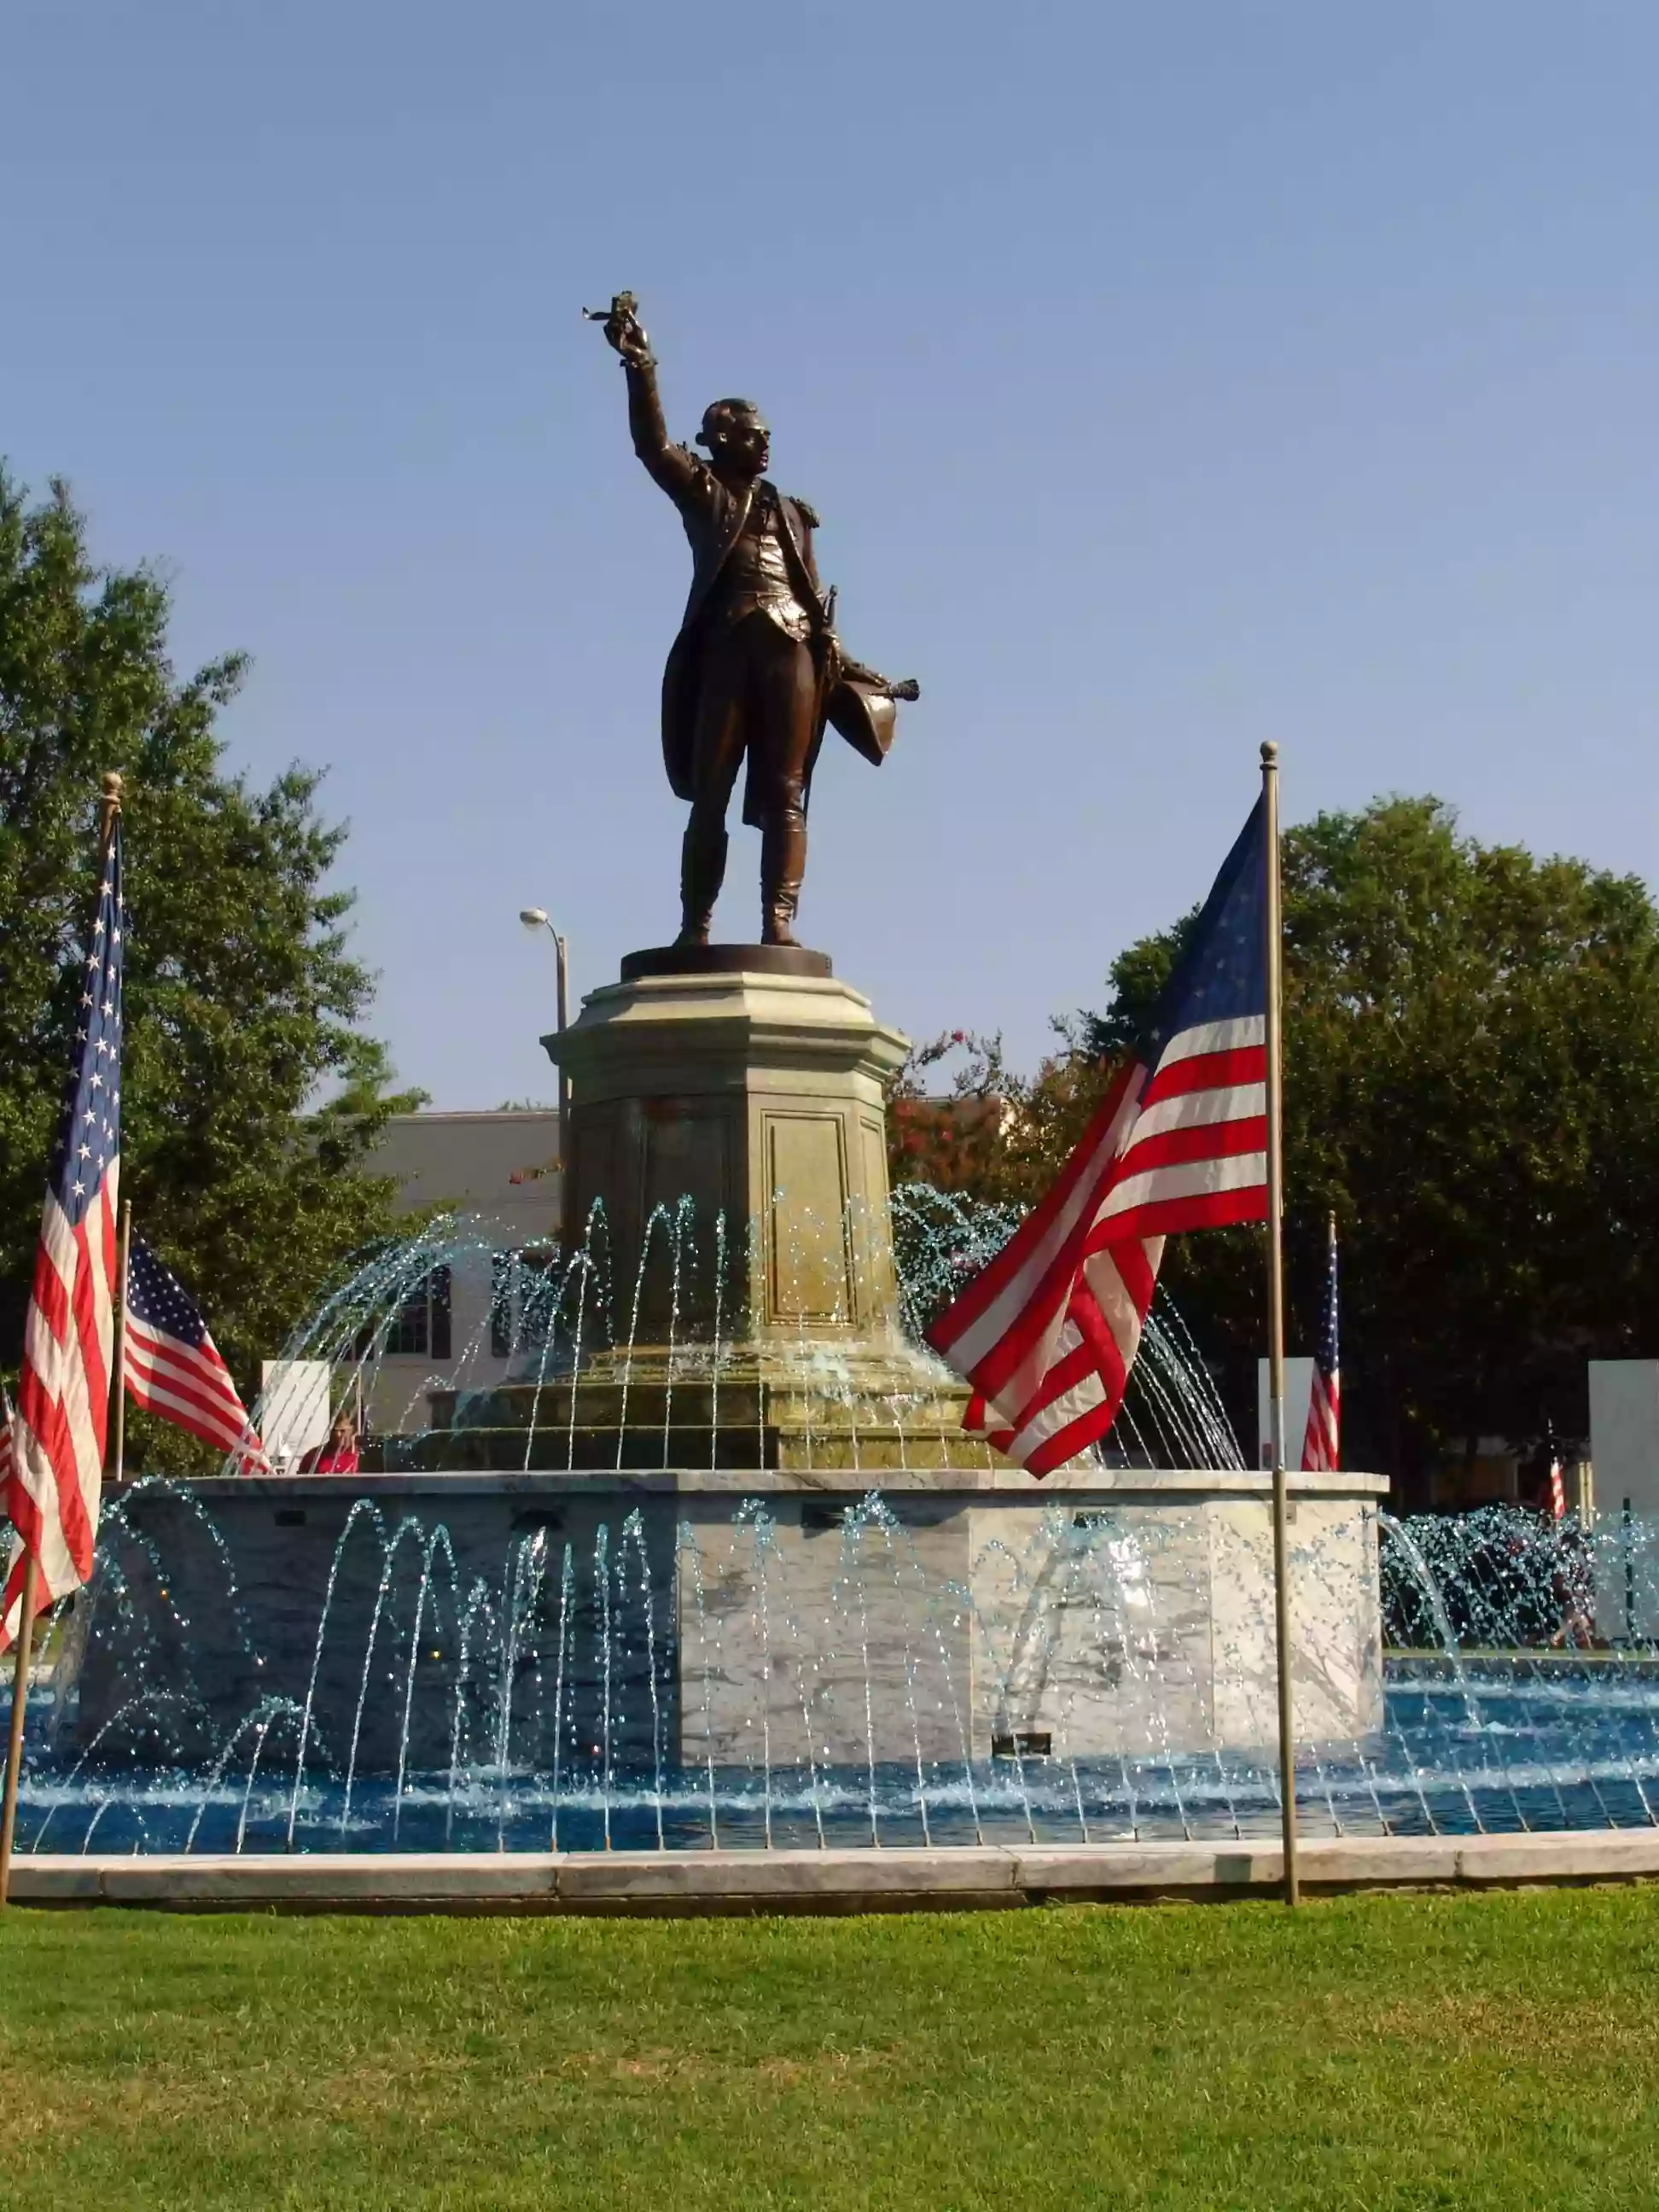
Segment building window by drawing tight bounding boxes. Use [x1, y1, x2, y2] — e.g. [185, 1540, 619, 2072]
[384, 1266, 451, 1360]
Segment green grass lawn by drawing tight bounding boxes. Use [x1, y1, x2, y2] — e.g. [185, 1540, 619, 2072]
[1, 1886, 1656, 2209]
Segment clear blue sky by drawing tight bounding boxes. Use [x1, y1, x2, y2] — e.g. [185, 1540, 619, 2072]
[6, 3, 1656, 1107]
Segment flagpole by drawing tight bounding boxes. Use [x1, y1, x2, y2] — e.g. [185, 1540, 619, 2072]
[0, 1554, 37, 1908]
[1260, 740, 1300, 1909]
[112, 1199, 132, 1485]
[0, 771, 123, 1910]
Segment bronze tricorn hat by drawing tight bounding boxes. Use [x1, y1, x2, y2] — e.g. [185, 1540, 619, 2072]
[825, 676, 900, 768]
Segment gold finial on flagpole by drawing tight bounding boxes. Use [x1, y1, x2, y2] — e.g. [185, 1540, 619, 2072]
[97, 771, 123, 855]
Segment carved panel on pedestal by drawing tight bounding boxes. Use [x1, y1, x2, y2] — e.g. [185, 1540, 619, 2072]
[763, 1110, 853, 1327]
[858, 1115, 897, 1329]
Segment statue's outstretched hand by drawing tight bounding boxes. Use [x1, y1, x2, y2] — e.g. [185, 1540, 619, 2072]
[584, 292, 651, 363]
[603, 306, 653, 368]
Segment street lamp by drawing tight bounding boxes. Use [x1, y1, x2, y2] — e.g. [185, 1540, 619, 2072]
[518, 908, 569, 1039]
[520, 906, 572, 1167]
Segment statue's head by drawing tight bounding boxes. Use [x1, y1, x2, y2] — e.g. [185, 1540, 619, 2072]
[696, 397, 769, 480]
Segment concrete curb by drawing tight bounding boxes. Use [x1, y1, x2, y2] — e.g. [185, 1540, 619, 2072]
[8, 1830, 1659, 1914]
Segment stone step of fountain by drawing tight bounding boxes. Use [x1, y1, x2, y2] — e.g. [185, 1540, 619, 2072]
[393, 1421, 991, 1473]
[417, 1359, 995, 1473]
[15, 1830, 1659, 1912]
[431, 1376, 979, 1432]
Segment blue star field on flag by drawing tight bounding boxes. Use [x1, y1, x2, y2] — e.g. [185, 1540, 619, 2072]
[125, 1238, 213, 1348]
[1315, 1223, 1340, 1385]
[1140, 794, 1267, 1057]
[52, 823, 124, 1228]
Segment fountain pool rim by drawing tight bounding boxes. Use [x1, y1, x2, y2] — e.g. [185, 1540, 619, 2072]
[9, 1827, 1657, 1912]
[119, 1466, 1394, 1498]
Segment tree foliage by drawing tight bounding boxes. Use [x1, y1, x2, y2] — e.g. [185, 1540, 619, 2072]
[0, 469, 417, 1459]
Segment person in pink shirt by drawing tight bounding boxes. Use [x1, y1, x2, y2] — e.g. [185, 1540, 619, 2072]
[304, 1412, 359, 1476]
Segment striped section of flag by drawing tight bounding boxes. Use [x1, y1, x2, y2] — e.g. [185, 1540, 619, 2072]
[0, 1385, 15, 1497]
[932, 797, 1270, 1477]
[3, 823, 125, 1650]
[124, 1237, 269, 1471]
[1300, 1214, 1341, 1473]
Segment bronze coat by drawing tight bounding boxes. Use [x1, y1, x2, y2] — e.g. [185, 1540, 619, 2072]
[624, 359, 884, 829]
[661, 479, 828, 828]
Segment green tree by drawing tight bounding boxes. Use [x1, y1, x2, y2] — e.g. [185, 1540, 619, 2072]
[1082, 795, 1659, 1484]
[0, 469, 419, 1464]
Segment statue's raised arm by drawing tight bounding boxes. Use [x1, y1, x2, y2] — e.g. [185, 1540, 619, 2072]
[585, 292, 702, 505]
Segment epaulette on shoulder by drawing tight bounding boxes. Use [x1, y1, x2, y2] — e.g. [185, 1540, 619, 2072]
[789, 494, 819, 529]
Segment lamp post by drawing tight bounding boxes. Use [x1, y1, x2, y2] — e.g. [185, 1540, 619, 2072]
[519, 908, 569, 1039]
[519, 909, 572, 1178]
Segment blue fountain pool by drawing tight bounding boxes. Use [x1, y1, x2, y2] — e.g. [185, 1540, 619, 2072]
[10, 1468, 1659, 1862]
[13, 1655, 1659, 1858]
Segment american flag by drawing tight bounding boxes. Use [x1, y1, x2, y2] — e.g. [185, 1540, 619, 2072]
[3, 823, 124, 1650]
[929, 797, 1270, 1475]
[124, 1237, 268, 1471]
[1300, 1213, 1341, 1473]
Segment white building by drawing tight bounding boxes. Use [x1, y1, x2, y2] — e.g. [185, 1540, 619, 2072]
[358, 1109, 562, 1434]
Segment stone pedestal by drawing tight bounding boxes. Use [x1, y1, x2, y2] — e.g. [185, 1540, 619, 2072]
[544, 959, 908, 1350]
[447, 952, 991, 1473]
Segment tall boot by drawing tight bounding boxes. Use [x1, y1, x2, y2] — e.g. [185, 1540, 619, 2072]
[677, 821, 727, 947]
[760, 813, 806, 947]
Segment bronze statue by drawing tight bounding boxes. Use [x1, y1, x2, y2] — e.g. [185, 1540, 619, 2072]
[590, 294, 917, 949]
